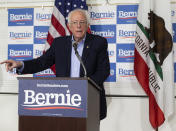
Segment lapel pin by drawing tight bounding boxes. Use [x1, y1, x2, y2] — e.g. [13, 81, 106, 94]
[87, 45, 89, 48]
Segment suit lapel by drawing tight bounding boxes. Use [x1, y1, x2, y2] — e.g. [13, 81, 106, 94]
[66, 36, 72, 76]
[82, 33, 92, 63]
[80, 33, 93, 76]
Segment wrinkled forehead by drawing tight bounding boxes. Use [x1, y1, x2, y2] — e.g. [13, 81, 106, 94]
[70, 11, 87, 21]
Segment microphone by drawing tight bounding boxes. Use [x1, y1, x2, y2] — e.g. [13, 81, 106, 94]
[72, 41, 87, 77]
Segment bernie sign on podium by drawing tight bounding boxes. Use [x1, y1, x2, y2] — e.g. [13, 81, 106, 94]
[18, 78, 87, 118]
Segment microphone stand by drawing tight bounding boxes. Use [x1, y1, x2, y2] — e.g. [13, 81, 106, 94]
[73, 42, 87, 78]
[72, 42, 102, 91]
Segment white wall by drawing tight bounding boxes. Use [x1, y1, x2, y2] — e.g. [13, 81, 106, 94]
[0, 94, 18, 131]
[101, 97, 176, 131]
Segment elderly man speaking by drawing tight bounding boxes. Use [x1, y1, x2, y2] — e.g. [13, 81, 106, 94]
[0, 8, 110, 120]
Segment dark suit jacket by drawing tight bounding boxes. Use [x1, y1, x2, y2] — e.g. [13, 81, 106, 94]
[22, 33, 110, 120]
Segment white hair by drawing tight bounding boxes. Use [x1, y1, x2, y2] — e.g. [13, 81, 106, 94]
[67, 8, 90, 26]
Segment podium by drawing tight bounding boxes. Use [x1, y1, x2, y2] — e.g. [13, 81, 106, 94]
[18, 77, 100, 131]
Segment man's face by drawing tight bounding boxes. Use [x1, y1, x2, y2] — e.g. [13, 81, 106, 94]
[68, 11, 88, 42]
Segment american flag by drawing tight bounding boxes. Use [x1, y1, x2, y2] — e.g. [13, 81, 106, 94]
[45, 0, 88, 73]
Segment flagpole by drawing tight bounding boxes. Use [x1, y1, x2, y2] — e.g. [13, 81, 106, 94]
[156, 128, 158, 131]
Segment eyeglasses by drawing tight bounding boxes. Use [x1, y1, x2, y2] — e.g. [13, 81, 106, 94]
[70, 21, 87, 26]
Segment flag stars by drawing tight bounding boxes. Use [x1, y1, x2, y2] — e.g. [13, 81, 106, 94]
[73, 4, 77, 7]
[80, 5, 84, 8]
[66, 10, 69, 13]
[130, 71, 133, 75]
[58, 2, 62, 5]
[67, 2, 70, 6]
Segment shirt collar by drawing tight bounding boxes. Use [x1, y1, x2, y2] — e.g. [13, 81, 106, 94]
[71, 34, 86, 46]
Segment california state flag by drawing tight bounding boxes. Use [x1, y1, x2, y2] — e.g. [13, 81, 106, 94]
[134, 0, 174, 129]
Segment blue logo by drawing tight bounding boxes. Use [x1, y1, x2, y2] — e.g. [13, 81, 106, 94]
[90, 25, 116, 43]
[174, 63, 176, 83]
[173, 23, 176, 43]
[171, 10, 175, 17]
[116, 44, 134, 62]
[90, 11, 115, 20]
[8, 8, 34, 26]
[118, 68, 135, 78]
[105, 63, 116, 82]
[117, 5, 138, 24]
[34, 26, 49, 44]
[36, 13, 52, 22]
[118, 29, 136, 39]
[33, 69, 55, 77]
[9, 31, 32, 41]
[108, 50, 115, 58]
[8, 44, 33, 61]
[34, 49, 43, 56]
